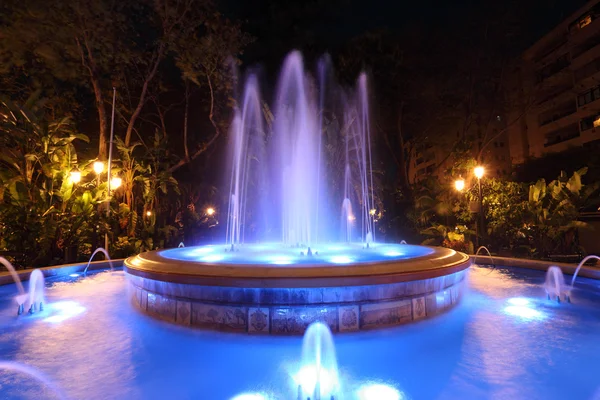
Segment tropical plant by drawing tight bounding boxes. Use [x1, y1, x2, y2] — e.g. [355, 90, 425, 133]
[525, 168, 599, 256]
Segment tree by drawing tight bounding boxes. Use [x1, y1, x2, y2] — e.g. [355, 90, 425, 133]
[170, 7, 252, 171]
[0, 0, 129, 159]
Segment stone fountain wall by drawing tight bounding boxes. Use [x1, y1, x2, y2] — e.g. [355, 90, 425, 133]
[127, 269, 467, 334]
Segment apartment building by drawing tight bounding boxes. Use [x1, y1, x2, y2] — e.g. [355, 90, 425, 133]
[508, 0, 600, 165]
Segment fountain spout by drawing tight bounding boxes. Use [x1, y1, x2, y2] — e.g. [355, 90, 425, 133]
[544, 266, 570, 303]
[83, 247, 114, 276]
[571, 255, 600, 286]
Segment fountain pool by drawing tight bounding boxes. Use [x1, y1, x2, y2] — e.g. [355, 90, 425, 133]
[2, 265, 600, 399]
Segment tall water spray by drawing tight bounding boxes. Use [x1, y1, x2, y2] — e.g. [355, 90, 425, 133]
[225, 50, 376, 247]
[295, 322, 341, 399]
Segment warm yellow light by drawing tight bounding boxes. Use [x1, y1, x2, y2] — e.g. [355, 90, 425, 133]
[110, 176, 122, 189]
[454, 179, 465, 192]
[146, 211, 152, 217]
[206, 207, 215, 216]
[474, 166, 485, 179]
[69, 168, 81, 184]
[93, 161, 105, 175]
[369, 209, 376, 216]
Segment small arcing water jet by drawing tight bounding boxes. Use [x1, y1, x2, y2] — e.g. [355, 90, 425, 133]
[83, 247, 114, 276]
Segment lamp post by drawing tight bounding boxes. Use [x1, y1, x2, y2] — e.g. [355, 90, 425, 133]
[474, 166, 485, 249]
[104, 87, 117, 251]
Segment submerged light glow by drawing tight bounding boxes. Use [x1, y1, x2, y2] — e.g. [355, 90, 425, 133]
[294, 365, 337, 398]
[230, 393, 270, 400]
[507, 297, 530, 306]
[503, 297, 545, 320]
[201, 254, 225, 263]
[43, 301, 86, 324]
[357, 383, 404, 400]
[329, 255, 353, 264]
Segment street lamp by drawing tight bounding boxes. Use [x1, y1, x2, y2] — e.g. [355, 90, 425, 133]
[146, 210, 152, 217]
[474, 166, 485, 249]
[369, 208, 376, 216]
[474, 166, 484, 180]
[454, 178, 465, 192]
[93, 161, 105, 175]
[69, 167, 81, 184]
[110, 176, 122, 190]
[206, 207, 215, 216]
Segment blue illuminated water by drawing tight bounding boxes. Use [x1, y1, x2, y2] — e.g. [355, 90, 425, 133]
[1, 266, 600, 399]
[159, 243, 433, 265]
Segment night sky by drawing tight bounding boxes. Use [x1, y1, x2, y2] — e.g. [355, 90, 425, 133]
[226, 0, 588, 73]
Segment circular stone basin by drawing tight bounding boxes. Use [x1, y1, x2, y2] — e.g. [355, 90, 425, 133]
[124, 243, 470, 334]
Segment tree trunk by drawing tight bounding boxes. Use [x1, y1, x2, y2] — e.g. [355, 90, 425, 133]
[124, 44, 165, 146]
[92, 78, 109, 160]
[183, 80, 190, 161]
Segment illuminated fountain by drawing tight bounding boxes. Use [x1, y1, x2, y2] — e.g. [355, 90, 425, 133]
[83, 247, 114, 276]
[124, 50, 470, 333]
[544, 266, 570, 303]
[1, 257, 45, 315]
[295, 322, 340, 399]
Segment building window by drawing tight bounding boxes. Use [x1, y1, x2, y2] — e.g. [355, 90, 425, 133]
[580, 15, 593, 29]
[545, 123, 580, 147]
[536, 54, 570, 82]
[578, 85, 600, 107]
[574, 56, 600, 81]
[539, 100, 577, 126]
[580, 114, 600, 131]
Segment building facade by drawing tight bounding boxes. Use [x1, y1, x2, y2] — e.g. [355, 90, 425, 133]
[508, 0, 600, 165]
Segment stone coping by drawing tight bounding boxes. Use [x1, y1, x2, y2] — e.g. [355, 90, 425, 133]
[471, 255, 600, 280]
[124, 246, 470, 288]
[0, 259, 124, 286]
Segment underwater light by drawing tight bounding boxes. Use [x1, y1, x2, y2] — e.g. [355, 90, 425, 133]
[294, 365, 337, 398]
[201, 254, 225, 263]
[269, 257, 294, 265]
[507, 297, 530, 306]
[230, 393, 270, 400]
[357, 383, 403, 400]
[384, 251, 403, 257]
[503, 306, 543, 320]
[43, 301, 86, 324]
[191, 247, 215, 255]
[329, 255, 353, 264]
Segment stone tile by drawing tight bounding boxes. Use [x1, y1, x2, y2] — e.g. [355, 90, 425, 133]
[289, 289, 309, 304]
[412, 297, 426, 320]
[147, 293, 176, 322]
[248, 307, 270, 333]
[130, 285, 141, 307]
[307, 288, 324, 304]
[322, 287, 341, 303]
[338, 305, 359, 332]
[176, 301, 191, 325]
[191, 304, 247, 332]
[425, 293, 437, 316]
[271, 307, 337, 334]
[360, 300, 412, 329]
[140, 289, 148, 311]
